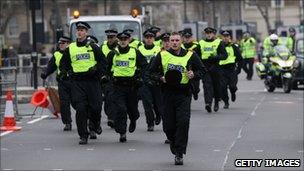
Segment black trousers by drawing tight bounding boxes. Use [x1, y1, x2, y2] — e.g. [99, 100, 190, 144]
[191, 79, 200, 95]
[202, 66, 221, 104]
[102, 82, 114, 121]
[139, 84, 163, 127]
[162, 91, 191, 154]
[71, 79, 102, 138]
[112, 85, 140, 134]
[220, 68, 238, 103]
[242, 58, 254, 79]
[58, 80, 72, 125]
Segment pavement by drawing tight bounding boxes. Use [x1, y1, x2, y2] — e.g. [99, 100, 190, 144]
[1, 73, 303, 171]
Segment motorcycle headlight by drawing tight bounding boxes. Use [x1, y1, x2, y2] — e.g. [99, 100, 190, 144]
[293, 60, 300, 68]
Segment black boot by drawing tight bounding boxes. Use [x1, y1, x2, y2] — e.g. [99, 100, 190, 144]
[231, 93, 236, 102]
[147, 125, 154, 132]
[79, 137, 88, 145]
[94, 126, 102, 135]
[205, 103, 212, 113]
[193, 93, 198, 100]
[155, 115, 161, 125]
[223, 102, 229, 109]
[119, 133, 127, 143]
[214, 101, 219, 112]
[107, 120, 114, 128]
[89, 131, 97, 139]
[129, 120, 136, 133]
[165, 139, 171, 144]
[63, 123, 72, 131]
[175, 153, 183, 165]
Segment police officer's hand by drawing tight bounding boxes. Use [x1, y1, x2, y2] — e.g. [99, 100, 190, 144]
[160, 76, 166, 83]
[101, 75, 109, 83]
[187, 70, 194, 79]
[40, 73, 47, 80]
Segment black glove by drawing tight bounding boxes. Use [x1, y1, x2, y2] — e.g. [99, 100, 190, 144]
[40, 73, 47, 80]
[101, 75, 109, 84]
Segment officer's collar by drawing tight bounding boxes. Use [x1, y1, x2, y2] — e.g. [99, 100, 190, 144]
[168, 48, 187, 57]
[118, 45, 130, 54]
[76, 38, 88, 47]
[183, 42, 194, 49]
[144, 43, 155, 50]
[205, 38, 216, 42]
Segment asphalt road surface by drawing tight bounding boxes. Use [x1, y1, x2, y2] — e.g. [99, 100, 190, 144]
[1, 73, 303, 171]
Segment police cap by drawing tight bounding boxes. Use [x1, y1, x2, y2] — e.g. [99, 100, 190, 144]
[105, 28, 118, 36]
[161, 32, 171, 40]
[150, 26, 161, 33]
[75, 21, 91, 30]
[183, 28, 193, 37]
[58, 36, 71, 43]
[123, 29, 134, 35]
[221, 30, 231, 36]
[143, 29, 155, 37]
[87, 35, 98, 44]
[204, 27, 217, 33]
[117, 32, 131, 39]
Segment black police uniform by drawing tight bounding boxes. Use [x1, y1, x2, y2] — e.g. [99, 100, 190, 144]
[41, 36, 72, 131]
[182, 28, 201, 100]
[107, 32, 147, 142]
[219, 31, 243, 108]
[147, 47, 206, 164]
[101, 29, 118, 128]
[139, 30, 162, 131]
[60, 22, 107, 144]
[195, 27, 228, 113]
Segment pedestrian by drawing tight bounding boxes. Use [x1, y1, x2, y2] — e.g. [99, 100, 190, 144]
[101, 28, 118, 128]
[239, 31, 257, 80]
[219, 30, 243, 109]
[182, 28, 200, 100]
[59, 21, 107, 145]
[107, 31, 147, 142]
[147, 32, 205, 165]
[138, 29, 162, 131]
[198, 27, 228, 113]
[41, 36, 73, 131]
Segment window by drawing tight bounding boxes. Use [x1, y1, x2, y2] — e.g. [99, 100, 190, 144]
[271, 0, 285, 8]
[8, 17, 19, 38]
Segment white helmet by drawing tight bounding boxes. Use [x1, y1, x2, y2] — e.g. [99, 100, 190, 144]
[269, 34, 279, 40]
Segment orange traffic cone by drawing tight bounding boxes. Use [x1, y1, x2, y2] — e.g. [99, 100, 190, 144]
[0, 90, 21, 131]
[31, 90, 59, 117]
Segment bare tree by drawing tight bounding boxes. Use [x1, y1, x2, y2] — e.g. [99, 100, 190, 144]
[0, 0, 18, 34]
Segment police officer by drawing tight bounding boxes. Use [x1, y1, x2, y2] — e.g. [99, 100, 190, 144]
[41, 36, 72, 131]
[101, 28, 118, 128]
[150, 26, 162, 47]
[240, 31, 256, 80]
[123, 29, 142, 49]
[107, 31, 147, 142]
[161, 32, 171, 51]
[198, 27, 228, 113]
[148, 32, 205, 165]
[181, 28, 200, 100]
[138, 29, 162, 131]
[286, 27, 296, 54]
[219, 30, 243, 109]
[60, 21, 107, 145]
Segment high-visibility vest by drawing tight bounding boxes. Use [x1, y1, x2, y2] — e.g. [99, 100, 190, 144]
[54, 51, 63, 74]
[240, 37, 256, 58]
[219, 45, 236, 65]
[101, 41, 112, 57]
[182, 41, 198, 51]
[129, 39, 141, 49]
[160, 50, 193, 84]
[69, 42, 96, 73]
[138, 45, 161, 63]
[198, 39, 221, 59]
[112, 47, 137, 77]
[154, 39, 162, 47]
[286, 36, 295, 52]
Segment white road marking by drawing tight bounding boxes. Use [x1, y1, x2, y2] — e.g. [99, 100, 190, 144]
[298, 150, 303, 153]
[1, 148, 9, 151]
[3, 169, 13, 171]
[0, 131, 13, 137]
[213, 149, 221, 152]
[255, 150, 264, 153]
[129, 148, 136, 151]
[27, 115, 49, 124]
[86, 148, 94, 151]
[43, 148, 52, 151]
[221, 96, 265, 171]
[273, 101, 293, 104]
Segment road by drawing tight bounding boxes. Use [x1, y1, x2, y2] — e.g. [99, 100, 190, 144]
[1, 73, 303, 171]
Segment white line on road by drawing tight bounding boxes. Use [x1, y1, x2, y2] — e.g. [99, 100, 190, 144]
[213, 149, 221, 152]
[1, 148, 9, 151]
[87, 148, 94, 151]
[129, 148, 136, 151]
[255, 150, 264, 153]
[43, 148, 52, 151]
[221, 96, 265, 171]
[27, 115, 49, 124]
[3, 169, 13, 171]
[0, 131, 13, 137]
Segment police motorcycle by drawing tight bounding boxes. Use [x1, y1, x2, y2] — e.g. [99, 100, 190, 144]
[257, 45, 299, 93]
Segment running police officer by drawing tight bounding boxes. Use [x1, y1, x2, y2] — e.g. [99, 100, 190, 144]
[161, 32, 171, 51]
[41, 36, 72, 131]
[107, 31, 147, 142]
[240, 31, 256, 80]
[150, 26, 162, 47]
[198, 27, 228, 113]
[123, 29, 142, 49]
[219, 30, 243, 109]
[181, 28, 200, 100]
[60, 22, 107, 145]
[138, 29, 162, 131]
[147, 32, 206, 165]
[101, 28, 118, 128]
